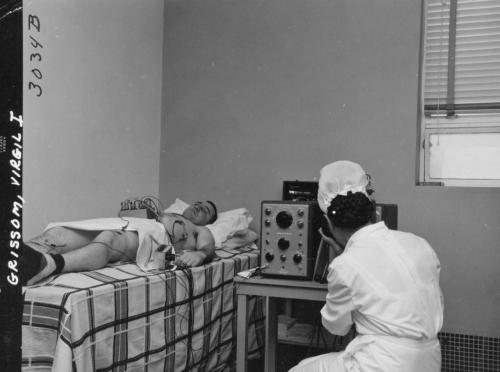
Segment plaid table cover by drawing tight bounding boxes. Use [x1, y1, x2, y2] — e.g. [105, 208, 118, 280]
[22, 245, 264, 372]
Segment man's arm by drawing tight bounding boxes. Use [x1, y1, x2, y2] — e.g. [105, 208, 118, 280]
[195, 226, 216, 263]
[176, 227, 215, 267]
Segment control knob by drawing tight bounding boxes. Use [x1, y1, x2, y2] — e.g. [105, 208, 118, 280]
[278, 238, 290, 250]
[293, 253, 303, 264]
[276, 211, 293, 229]
[265, 252, 274, 262]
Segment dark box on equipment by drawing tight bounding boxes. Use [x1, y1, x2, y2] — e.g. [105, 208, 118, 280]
[282, 181, 319, 202]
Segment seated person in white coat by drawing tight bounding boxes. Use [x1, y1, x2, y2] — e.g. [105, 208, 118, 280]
[20, 202, 218, 286]
[289, 160, 444, 372]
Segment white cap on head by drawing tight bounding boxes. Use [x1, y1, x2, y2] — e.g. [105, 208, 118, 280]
[317, 160, 370, 213]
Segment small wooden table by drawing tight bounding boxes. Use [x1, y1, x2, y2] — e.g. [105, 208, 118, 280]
[235, 275, 328, 372]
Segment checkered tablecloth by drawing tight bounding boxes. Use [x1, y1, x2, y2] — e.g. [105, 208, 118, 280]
[22, 245, 264, 372]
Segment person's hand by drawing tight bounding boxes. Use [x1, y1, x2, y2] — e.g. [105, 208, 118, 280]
[319, 215, 344, 258]
[319, 230, 343, 258]
[175, 250, 207, 268]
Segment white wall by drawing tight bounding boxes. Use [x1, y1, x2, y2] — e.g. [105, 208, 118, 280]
[23, 0, 164, 238]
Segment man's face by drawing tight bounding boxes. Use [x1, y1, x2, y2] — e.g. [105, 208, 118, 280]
[182, 201, 216, 226]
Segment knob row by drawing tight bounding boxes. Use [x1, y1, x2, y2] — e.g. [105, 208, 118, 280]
[264, 238, 304, 250]
[264, 252, 303, 263]
[264, 219, 305, 228]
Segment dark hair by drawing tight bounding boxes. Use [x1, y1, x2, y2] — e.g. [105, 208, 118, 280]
[326, 192, 375, 229]
[206, 200, 218, 224]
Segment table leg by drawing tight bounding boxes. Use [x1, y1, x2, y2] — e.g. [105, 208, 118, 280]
[264, 297, 278, 372]
[236, 294, 249, 372]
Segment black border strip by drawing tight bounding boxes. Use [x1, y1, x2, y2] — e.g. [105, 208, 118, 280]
[0, 1, 23, 371]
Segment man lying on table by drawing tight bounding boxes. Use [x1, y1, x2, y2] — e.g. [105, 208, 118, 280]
[20, 200, 218, 286]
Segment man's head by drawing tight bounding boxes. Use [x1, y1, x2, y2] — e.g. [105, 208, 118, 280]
[182, 200, 218, 226]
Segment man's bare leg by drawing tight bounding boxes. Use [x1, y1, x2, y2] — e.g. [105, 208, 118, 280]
[61, 230, 138, 272]
[22, 230, 139, 285]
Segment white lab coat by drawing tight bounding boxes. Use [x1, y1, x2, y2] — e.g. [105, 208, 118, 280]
[289, 222, 443, 372]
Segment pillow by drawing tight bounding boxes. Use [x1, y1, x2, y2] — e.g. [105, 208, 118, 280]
[207, 208, 254, 248]
[164, 198, 190, 215]
[219, 229, 258, 250]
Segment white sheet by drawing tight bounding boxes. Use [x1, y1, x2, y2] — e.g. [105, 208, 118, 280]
[45, 217, 170, 271]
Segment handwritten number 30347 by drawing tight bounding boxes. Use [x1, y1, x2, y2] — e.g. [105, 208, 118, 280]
[28, 15, 43, 97]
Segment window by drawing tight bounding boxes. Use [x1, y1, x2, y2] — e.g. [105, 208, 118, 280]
[419, 0, 500, 187]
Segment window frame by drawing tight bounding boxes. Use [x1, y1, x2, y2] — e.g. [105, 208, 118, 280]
[418, 0, 500, 187]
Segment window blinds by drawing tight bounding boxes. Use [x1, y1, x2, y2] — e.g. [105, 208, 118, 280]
[423, 0, 500, 116]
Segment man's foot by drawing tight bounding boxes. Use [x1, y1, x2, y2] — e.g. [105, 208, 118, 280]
[21, 243, 56, 286]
